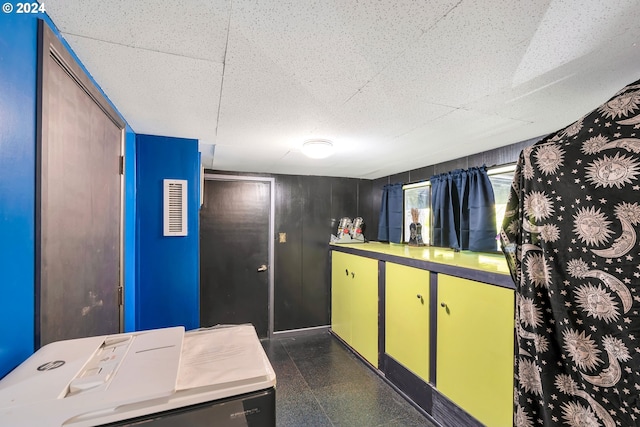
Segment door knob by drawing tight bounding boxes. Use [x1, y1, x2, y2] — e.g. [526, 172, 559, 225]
[257, 265, 268, 272]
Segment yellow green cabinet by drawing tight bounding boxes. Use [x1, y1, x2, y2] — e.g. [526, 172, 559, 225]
[385, 263, 430, 382]
[331, 251, 352, 343]
[331, 251, 378, 367]
[436, 274, 514, 427]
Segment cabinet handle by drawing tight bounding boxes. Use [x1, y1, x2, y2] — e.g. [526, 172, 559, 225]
[345, 269, 349, 276]
[440, 302, 447, 308]
[416, 294, 422, 299]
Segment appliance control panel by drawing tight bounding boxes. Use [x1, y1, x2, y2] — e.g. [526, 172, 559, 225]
[66, 336, 132, 396]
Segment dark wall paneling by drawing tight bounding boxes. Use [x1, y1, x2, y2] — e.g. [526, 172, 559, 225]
[408, 165, 434, 183]
[356, 179, 374, 240]
[433, 157, 469, 175]
[301, 176, 334, 327]
[432, 389, 483, 427]
[330, 180, 357, 262]
[274, 175, 304, 331]
[389, 171, 410, 185]
[330, 177, 358, 226]
[467, 152, 485, 169]
[370, 177, 388, 241]
[482, 136, 541, 167]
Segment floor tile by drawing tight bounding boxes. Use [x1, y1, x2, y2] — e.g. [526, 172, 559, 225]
[280, 332, 346, 361]
[293, 349, 372, 389]
[276, 389, 333, 427]
[271, 360, 311, 399]
[313, 379, 417, 427]
[264, 331, 437, 427]
[261, 339, 291, 363]
[380, 408, 439, 427]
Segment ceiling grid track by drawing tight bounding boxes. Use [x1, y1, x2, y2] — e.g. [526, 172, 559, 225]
[214, 0, 234, 139]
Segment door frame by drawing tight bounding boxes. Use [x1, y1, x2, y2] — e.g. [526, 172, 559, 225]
[203, 174, 275, 338]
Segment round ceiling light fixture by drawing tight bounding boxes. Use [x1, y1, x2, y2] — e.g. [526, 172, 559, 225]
[301, 139, 334, 159]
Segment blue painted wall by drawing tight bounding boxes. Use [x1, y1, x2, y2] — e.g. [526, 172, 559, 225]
[0, 13, 38, 379]
[0, 12, 137, 377]
[135, 134, 200, 331]
[124, 128, 137, 332]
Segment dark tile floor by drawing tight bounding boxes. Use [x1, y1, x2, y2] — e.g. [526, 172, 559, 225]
[261, 331, 438, 427]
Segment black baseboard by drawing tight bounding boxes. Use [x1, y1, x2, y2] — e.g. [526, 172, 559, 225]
[382, 354, 432, 413]
[432, 389, 484, 427]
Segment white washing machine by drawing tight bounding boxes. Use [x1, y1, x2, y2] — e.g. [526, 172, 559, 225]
[0, 324, 276, 426]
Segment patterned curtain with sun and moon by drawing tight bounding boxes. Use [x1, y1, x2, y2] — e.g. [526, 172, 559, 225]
[501, 79, 640, 427]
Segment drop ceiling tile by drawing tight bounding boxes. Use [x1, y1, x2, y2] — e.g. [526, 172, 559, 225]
[64, 34, 223, 139]
[511, 0, 640, 87]
[467, 34, 640, 126]
[215, 28, 339, 148]
[211, 144, 347, 176]
[326, 0, 461, 74]
[370, 1, 548, 110]
[229, 0, 373, 106]
[329, 78, 456, 140]
[229, 0, 458, 108]
[46, 0, 230, 61]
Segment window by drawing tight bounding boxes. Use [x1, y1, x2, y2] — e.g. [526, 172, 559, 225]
[488, 164, 516, 251]
[403, 182, 431, 245]
[401, 164, 516, 250]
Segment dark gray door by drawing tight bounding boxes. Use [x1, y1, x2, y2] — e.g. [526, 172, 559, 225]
[200, 179, 270, 337]
[37, 21, 124, 346]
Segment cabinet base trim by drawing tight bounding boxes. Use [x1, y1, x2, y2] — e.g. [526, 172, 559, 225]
[382, 354, 432, 413]
[432, 389, 484, 427]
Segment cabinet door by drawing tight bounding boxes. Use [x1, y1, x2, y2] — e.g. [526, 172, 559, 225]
[331, 251, 352, 345]
[436, 275, 514, 427]
[349, 254, 379, 367]
[385, 263, 430, 381]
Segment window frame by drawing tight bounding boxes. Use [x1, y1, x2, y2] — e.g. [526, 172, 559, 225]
[487, 164, 517, 251]
[402, 181, 431, 245]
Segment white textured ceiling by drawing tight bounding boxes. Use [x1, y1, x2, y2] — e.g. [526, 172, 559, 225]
[44, 0, 640, 179]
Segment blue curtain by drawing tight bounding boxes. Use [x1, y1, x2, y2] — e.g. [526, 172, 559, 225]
[431, 166, 496, 251]
[378, 183, 403, 243]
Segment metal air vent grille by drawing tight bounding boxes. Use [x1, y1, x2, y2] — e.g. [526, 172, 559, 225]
[163, 179, 187, 236]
